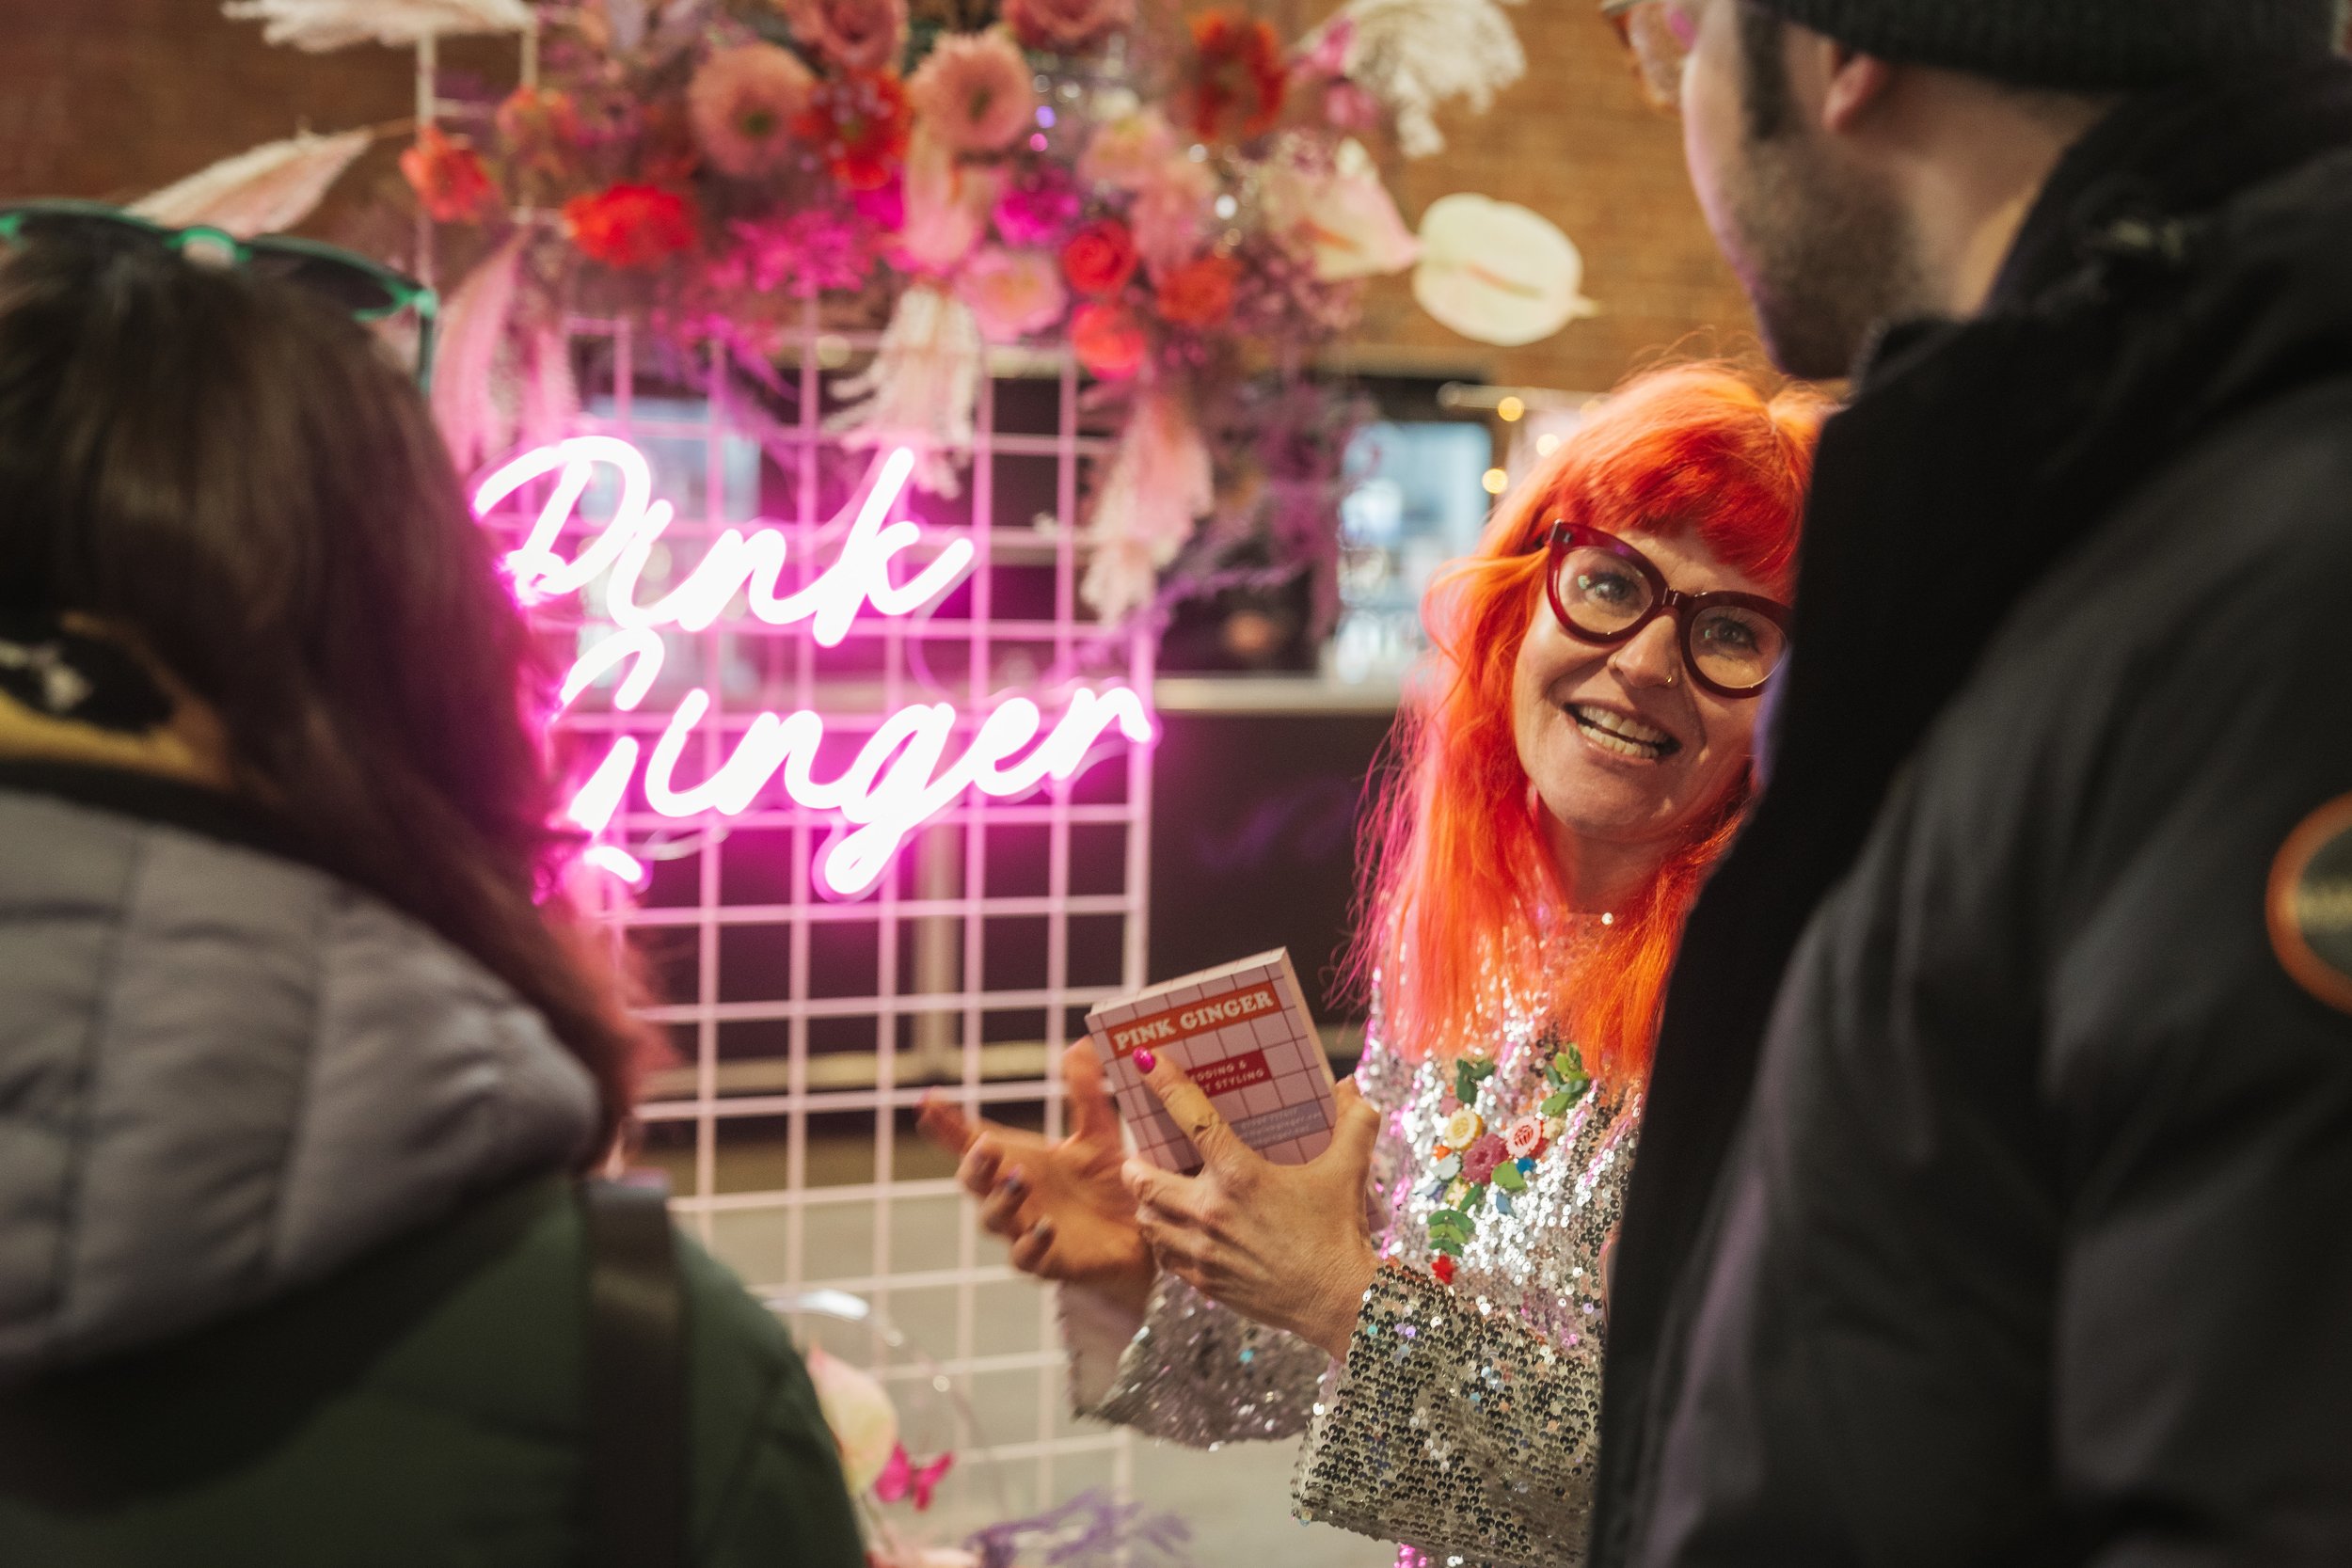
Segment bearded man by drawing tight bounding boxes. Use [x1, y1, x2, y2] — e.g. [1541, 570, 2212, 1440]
[1589, 4, 2352, 1565]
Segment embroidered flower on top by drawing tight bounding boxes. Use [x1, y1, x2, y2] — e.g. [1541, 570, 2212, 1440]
[1421, 1042, 1592, 1260]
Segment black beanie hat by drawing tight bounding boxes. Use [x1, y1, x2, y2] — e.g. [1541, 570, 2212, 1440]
[1747, 0, 2345, 89]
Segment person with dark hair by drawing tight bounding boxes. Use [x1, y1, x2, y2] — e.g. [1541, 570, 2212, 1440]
[0, 230, 865, 1566]
[1587, 3, 2352, 1565]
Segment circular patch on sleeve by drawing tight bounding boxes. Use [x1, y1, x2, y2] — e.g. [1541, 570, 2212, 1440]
[2269, 794, 2352, 1015]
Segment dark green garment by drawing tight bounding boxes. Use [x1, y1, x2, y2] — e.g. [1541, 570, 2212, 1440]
[0, 1176, 866, 1568]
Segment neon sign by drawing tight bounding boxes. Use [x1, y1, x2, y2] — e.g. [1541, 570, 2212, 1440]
[476, 436, 1154, 899]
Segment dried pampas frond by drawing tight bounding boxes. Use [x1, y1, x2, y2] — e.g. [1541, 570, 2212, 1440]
[127, 128, 373, 236]
[224, 0, 533, 52]
[1307, 0, 1526, 158]
[1081, 382, 1213, 625]
[431, 230, 526, 472]
[826, 285, 982, 497]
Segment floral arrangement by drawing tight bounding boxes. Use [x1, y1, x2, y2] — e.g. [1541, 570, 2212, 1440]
[1420, 1042, 1591, 1281]
[359, 0, 1587, 624]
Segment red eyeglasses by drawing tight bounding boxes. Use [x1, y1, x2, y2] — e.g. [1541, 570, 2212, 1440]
[1545, 522, 1791, 698]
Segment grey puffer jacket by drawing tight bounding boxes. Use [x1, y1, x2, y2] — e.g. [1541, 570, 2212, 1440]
[0, 762, 866, 1567]
[0, 772, 599, 1382]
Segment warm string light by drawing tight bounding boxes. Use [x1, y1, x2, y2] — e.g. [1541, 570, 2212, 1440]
[476, 436, 1156, 899]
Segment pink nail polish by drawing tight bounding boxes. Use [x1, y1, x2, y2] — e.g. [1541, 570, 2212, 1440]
[1133, 1049, 1156, 1073]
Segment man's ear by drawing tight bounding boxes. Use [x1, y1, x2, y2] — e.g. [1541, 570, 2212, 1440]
[1817, 46, 1897, 134]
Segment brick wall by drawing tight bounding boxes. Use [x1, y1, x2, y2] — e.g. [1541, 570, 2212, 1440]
[0, 0, 1753, 396]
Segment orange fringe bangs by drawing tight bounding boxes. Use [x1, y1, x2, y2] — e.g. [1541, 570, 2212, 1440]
[1346, 364, 1825, 1097]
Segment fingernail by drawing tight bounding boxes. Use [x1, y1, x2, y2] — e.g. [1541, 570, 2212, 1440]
[1030, 1218, 1055, 1242]
[1134, 1049, 1156, 1073]
[1003, 1168, 1027, 1196]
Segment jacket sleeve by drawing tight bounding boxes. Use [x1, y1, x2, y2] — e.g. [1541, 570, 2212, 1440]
[1292, 1116, 1628, 1567]
[2045, 525, 2352, 1563]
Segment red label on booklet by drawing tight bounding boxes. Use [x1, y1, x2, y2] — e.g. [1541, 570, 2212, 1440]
[1085, 949, 1337, 1173]
[1103, 983, 1283, 1056]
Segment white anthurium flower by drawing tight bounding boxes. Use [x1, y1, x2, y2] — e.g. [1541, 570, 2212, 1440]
[1264, 137, 1420, 283]
[804, 1345, 901, 1495]
[1411, 193, 1597, 347]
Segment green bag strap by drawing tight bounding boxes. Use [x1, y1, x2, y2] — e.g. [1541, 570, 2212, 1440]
[581, 1177, 687, 1568]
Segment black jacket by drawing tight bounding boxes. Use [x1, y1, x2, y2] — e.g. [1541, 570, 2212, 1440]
[1592, 64, 2352, 1567]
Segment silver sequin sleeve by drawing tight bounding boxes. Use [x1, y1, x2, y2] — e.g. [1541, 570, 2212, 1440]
[1056, 1019, 1424, 1446]
[1294, 1259, 1610, 1567]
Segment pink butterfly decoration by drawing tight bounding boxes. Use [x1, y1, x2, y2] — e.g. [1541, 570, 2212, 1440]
[873, 1441, 955, 1511]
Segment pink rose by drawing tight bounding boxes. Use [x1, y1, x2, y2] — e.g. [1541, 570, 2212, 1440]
[1003, 0, 1133, 55]
[1461, 1132, 1509, 1186]
[959, 247, 1067, 341]
[1504, 1115, 1547, 1161]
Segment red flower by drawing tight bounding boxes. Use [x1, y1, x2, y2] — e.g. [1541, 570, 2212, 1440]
[1070, 302, 1147, 380]
[794, 71, 912, 193]
[1059, 217, 1139, 296]
[400, 127, 498, 224]
[1431, 1254, 1456, 1285]
[1460, 1132, 1510, 1186]
[1185, 11, 1287, 142]
[562, 183, 700, 270]
[1152, 253, 1239, 329]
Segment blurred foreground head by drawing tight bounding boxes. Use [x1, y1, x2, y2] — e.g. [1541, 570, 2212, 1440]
[0, 238, 650, 1149]
[1658, 0, 2346, 374]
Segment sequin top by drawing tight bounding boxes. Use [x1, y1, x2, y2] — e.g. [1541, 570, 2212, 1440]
[1057, 990, 1640, 1568]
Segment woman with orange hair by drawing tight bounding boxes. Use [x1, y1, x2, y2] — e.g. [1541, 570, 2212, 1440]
[922, 363, 1821, 1566]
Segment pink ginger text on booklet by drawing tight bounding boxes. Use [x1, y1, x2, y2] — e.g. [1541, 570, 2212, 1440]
[1085, 948, 1337, 1175]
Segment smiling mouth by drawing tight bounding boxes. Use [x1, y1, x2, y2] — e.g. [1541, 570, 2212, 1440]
[1566, 703, 1681, 761]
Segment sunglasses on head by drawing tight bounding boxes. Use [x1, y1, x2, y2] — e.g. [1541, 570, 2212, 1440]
[1601, 0, 1701, 112]
[0, 199, 440, 389]
[1545, 521, 1791, 698]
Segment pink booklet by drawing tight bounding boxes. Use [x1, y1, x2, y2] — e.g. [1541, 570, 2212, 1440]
[1085, 949, 1338, 1174]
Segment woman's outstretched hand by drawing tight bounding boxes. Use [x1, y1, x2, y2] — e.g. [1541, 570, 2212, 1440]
[917, 1042, 1155, 1318]
[1122, 1053, 1383, 1360]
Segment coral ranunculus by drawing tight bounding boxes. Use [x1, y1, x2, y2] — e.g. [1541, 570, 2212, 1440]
[562, 183, 699, 270]
[1152, 253, 1239, 328]
[400, 127, 497, 223]
[495, 86, 581, 179]
[795, 71, 913, 193]
[1070, 301, 1147, 379]
[907, 29, 1035, 154]
[688, 42, 815, 178]
[777, 0, 908, 73]
[1059, 217, 1138, 296]
[1002, 0, 1133, 54]
[1185, 11, 1287, 142]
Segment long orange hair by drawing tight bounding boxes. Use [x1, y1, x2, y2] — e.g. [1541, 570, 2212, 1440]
[1347, 364, 1823, 1096]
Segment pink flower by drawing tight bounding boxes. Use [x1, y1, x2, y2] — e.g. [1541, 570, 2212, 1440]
[1002, 0, 1132, 54]
[993, 163, 1081, 245]
[1079, 108, 1183, 190]
[959, 247, 1067, 341]
[1504, 1115, 1547, 1161]
[1460, 1132, 1509, 1185]
[688, 43, 815, 178]
[711, 208, 878, 296]
[908, 29, 1035, 154]
[777, 0, 907, 72]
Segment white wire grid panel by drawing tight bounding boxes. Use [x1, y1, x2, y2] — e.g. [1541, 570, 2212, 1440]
[482, 315, 1152, 1530]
